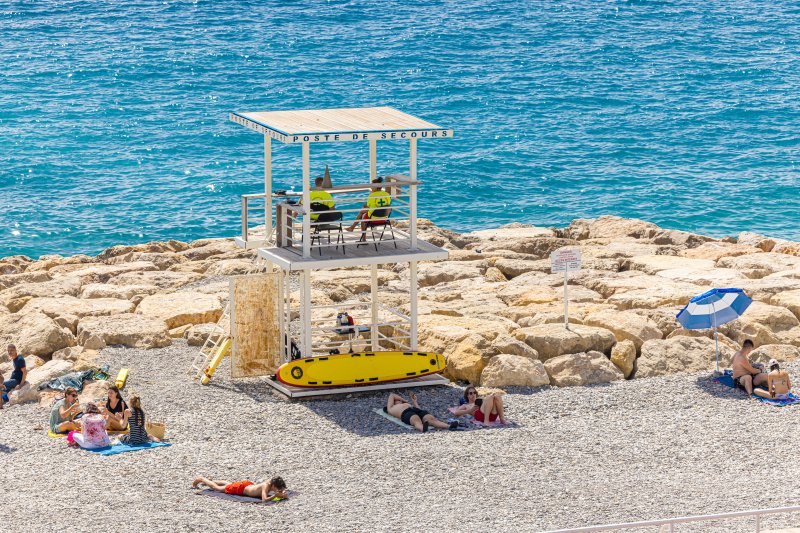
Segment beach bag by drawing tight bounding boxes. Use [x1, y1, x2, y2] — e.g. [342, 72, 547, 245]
[146, 420, 166, 440]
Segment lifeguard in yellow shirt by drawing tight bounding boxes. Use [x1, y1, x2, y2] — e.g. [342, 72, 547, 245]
[303, 176, 335, 220]
[346, 177, 391, 237]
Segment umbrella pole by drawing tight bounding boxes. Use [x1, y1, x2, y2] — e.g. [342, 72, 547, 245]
[712, 303, 719, 373]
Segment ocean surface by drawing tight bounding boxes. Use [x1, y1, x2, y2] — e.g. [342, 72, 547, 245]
[2, 0, 800, 258]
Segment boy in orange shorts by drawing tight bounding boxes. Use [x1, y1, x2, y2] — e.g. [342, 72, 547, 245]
[193, 475, 287, 501]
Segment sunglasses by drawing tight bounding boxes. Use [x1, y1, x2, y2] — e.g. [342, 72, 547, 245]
[467, 391, 477, 396]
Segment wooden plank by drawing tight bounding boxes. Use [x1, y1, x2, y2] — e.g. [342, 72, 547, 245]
[240, 107, 444, 135]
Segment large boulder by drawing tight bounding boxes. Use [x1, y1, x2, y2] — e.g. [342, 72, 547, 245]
[204, 259, 255, 276]
[514, 323, 616, 361]
[480, 354, 550, 388]
[544, 351, 624, 386]
[559, 216, 662, 241]
[418, 314, 517, 355]
[97, 240, 190, 261]
[26, 359, 75, 388]
[0, 276, 83, 311]
[749, 344, 800, 365]
[20, 296, 134, 319]
[443, 336, 489, 384]
[771, 290, 800, 321]
[66, 262, 159, 283]
[680, 242, 763, 262]
[720, 302, 800, 346]
[582, 309, 662, 351]
[0, 270, 51, 290]
[108, 270, 203, 289]
[624, 255, 715, 275]
[136, 292, 223, 329]
[656, 267, 747, 286]
[186, 323, 219, 346]
[105, 251, 187, 270]
[717, 253, 800, 279]
[80, 283, 160, 300]
[77, 314, 171, 349]
[773, 241, 800, 256]
[416, 261, 485, 288]
[610, 339, 636, 378]
[737, 231, 780, 252]
[7, 382, 41, 405]
[0, 312, 75, 357]
[490, 333, 539, 359]
[637, 336, 731, 377]
[606, 283, 703, 310]
[179, 238, 239, 260]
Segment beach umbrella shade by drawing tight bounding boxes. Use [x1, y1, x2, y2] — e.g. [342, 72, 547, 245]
[675, 288, 753, 372]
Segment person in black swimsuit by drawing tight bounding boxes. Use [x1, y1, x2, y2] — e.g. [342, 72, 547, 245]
[384, 392, 457, 432]
[102, 385, 128, 431]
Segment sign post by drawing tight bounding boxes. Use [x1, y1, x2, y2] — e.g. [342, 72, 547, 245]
[550, 248, 582, 330]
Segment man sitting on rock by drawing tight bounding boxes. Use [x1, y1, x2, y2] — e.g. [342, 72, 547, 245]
[2, 344, 27, 402]
[731, 340, 767, 397]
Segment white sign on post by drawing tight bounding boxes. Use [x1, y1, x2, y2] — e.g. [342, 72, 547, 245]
[550, 248, 582, 329]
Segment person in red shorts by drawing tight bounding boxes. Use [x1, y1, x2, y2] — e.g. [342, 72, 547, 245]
[193, 475, 287, 501]
[452, 385, 508, 425]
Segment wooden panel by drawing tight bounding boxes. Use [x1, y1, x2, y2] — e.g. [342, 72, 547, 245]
[240, 106, 443, 135]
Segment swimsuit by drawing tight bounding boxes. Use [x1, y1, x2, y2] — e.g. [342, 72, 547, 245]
[400, 407, 429, 425]
[474, 407, 498, 423]
[225, 481, 254, 496]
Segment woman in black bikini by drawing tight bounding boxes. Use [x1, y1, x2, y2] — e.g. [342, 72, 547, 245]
[385, 392, 457, 432]
[102, 385, 128, 431]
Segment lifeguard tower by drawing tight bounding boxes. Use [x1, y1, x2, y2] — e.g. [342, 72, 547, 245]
[195, 107, 453, 398]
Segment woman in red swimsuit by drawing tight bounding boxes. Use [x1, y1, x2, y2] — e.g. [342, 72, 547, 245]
[453, 385, 508, 424]
[192, 476, 287, 501]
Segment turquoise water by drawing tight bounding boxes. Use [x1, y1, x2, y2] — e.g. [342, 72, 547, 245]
[2, 0, 800, 258]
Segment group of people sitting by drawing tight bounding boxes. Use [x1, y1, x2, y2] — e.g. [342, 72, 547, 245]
[304, 175, 393, 242]
[49, 384, 157, 449]
[383, 386, 508, 432]
[732, 339, 792, 400]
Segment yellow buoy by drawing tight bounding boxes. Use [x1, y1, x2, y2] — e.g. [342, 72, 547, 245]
[114, 368, 129, 389]
[276, 351, 446, 388]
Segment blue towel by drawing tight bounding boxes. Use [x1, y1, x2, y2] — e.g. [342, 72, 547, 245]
[756, 393, 800, 406]
[84, 441, 171, 455]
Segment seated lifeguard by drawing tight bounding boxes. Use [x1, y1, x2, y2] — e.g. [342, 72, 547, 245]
[753, 359, 792, 400]
[346, 177, 391, 238]
[301, 177, 335, 220]
[384, 392, 457, 432]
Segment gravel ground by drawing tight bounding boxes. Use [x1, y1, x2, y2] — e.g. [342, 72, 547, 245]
[4, 343, 800, 533]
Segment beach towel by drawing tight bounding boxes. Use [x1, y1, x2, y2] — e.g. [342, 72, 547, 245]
[446, 407, 518, 429]
[194, 488, 294, 504]
[373, 408, 416, 430]
[37, 369, 95, 392]
[756, 393, 800, 406]
[714, 370, 736, 389]
[82, 441, 171, 455]
[48, 427, 129, 438]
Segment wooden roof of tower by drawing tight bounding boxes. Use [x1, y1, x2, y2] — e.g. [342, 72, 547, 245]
[230, 106, 453, 144]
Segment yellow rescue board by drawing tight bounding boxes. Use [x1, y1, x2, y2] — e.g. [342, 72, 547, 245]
[115, 368, 129, 389]
[276, 351, 446, 388]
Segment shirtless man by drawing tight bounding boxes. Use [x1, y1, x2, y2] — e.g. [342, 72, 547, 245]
[731, 340, 767, 396]
[753, 359, 792, 400]
[192, 475, 287, 502]
[384, 392, 458, 432]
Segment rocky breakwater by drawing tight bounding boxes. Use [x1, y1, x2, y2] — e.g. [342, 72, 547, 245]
[4, 215, 800, 404]
[0, 238, 257, 406]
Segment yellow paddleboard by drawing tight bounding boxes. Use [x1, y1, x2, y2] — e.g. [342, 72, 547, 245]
[276, 351, 446, 388]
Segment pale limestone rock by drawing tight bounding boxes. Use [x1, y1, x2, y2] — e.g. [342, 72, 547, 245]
[313, 268, 399, 295]
[491, 258, 551, 279]
[186, 323, 219, 346]
[53, 314, 78, 335]
[180, 238, 239, 260]
[490, 333, 539, 359]
[717, 253, 800, 279]
[52, 346, 86, 362]
[0, 355, 44, 374]
[20, 296, 134, 319]
[26, 359, 74, 388]
[0, 270, 51, 290]
[624, 255, 715, 275]
[415, 261, 485, 288]
[0, 276, 83, 311]
[737, 231, 779, 252]
[771, 289, 800, 321]
[469, 237, 578, 259]
[749, 344, 800, 365]
[483, 266, 507, 283]
[610, 339, 636, 378]
[73, 349, 99, 371]
[418, 314, 516, 355]
[463, 224, 554, 243]
[655, 267, 747, 286]
[8, 382, 40, 405]
[773, 241, 800, 256]
[82, 335, 107, 351]
[78, 314, 171, 349]
[627, 308, 682, 338]
[169, 324, 192, 338]
[514, 323, 616, 361]
[0, 312, 75, 356]
[480, 354, 550, 388]
[651, 229, 713, 248]
[108, 270, 203, 289]
[0, 263, 20, 275]
[777, 328, 800, 347]
[544, 351, 624, 386]
[578, 271, 673, 298]
[720, 302, 800, 346]
[136, 292, 222, 329]
[443, 338, 487, 384]
[168, 260, 212, 274]
[680, 242, 763, 261]
[638, 336, 734, 377]
[79, 379, 111, 403]
[25, 254, 94, 272]
[204, 259, 256, 276]
[583, 309, 662, 351]
[80, 283, 160, 300]
[66, 261, 159, 283]
[560, 216, 661, 241]
[105, 251, 187, 270]
[97, 240, 190, 261]
[606, 284, 704, 310]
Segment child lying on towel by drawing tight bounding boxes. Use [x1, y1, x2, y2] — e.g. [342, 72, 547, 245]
[451, 386, 509, 425]
[192, 476, 287, 502]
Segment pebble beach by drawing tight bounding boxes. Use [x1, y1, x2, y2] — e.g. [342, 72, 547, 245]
[4, 341, 800, 532]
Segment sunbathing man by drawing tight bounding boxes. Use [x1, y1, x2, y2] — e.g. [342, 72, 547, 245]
[192, 476, 287, 502]
[731, 339, 768, 396]
[753, 359, 792, 400]
[385, 392, 458, 432]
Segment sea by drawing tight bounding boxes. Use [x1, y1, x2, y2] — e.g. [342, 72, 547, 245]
[2, 0, 800, 259]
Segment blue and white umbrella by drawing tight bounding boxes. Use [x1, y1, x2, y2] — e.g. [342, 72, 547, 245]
[676, 288, 753, 372]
